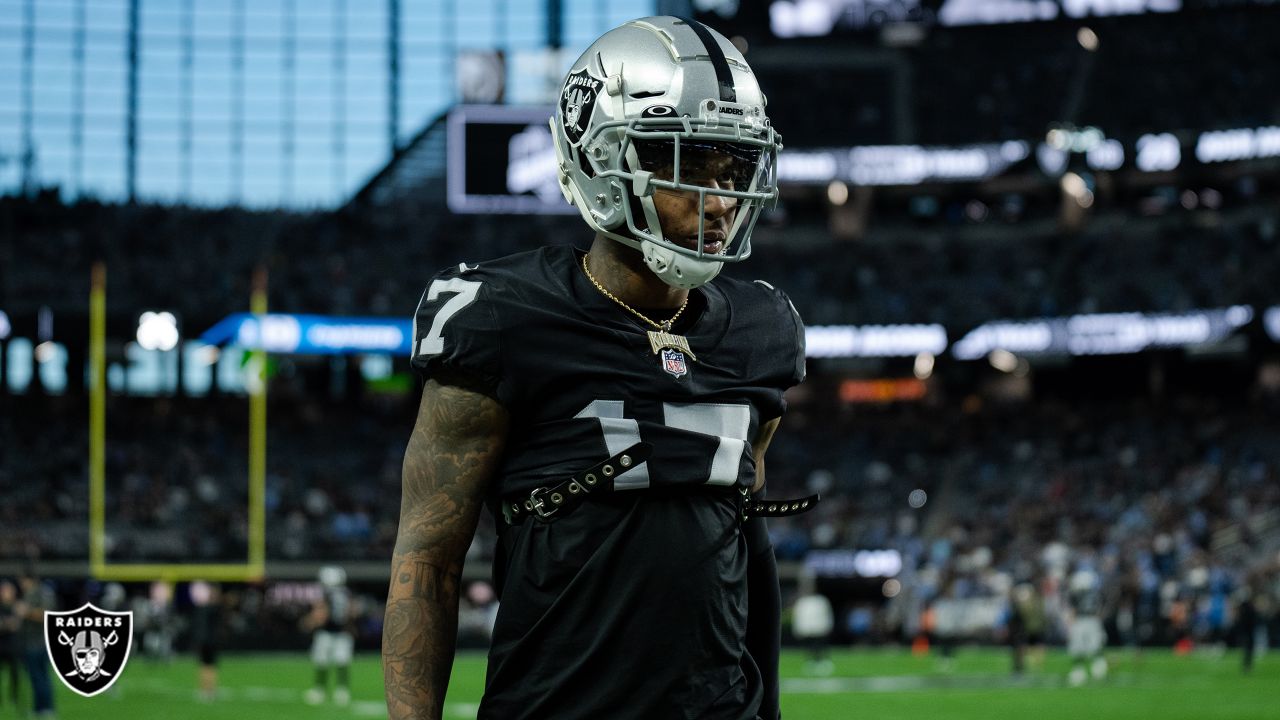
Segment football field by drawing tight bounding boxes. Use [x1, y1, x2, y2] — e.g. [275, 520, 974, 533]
[45, 648, 1277, 719]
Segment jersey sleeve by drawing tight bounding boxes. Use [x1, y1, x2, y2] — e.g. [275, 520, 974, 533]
[777, 287, 807, 387]
[410, 264, 509, 404]
[753, 280, 806, 387]
[746, 280, 807, 421]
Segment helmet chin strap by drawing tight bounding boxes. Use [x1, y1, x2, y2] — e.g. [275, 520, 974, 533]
[641, 240, 724, 289]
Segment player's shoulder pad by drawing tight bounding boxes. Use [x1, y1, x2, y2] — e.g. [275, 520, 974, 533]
[708, 277, 806, 385]
[741, 279, 803, 330]
[751, 279, 806, 384]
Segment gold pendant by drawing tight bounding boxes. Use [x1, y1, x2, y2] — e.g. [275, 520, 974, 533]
[647, 330, 697, 362]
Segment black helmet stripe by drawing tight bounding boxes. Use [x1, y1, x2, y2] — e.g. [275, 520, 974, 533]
[677, 17, 736, 104]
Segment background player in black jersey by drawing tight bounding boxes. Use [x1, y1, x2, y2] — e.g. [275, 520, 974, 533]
[384, 16, 802, 720]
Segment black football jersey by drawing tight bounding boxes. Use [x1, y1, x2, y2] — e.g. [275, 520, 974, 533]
[411, 245, 805, 720]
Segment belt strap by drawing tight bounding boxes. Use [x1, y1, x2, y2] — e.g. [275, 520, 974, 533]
[500, 443, 821, 525]
[740, 490, 821, 520]
[501, 442, 653, 525]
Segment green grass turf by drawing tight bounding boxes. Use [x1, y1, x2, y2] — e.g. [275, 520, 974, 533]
[35, 647, 1276, 719]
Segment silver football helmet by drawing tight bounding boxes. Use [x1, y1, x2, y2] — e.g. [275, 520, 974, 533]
[551, 16, 781, 289]
[319, 565, 346, 588]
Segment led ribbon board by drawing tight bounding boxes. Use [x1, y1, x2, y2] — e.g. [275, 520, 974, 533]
[805, 324, 948, 358]
[952, 306, 1255, 360]
[201, 313, 413, 355]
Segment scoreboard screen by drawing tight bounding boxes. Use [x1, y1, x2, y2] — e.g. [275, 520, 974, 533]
[445, 105, 575, 215]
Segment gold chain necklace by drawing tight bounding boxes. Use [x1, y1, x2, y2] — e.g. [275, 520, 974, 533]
[581, 252, 698, 364]
[581, 253, 689, 332]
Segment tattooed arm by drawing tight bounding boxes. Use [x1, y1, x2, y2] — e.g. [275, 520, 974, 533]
[383, 379, 509, 720]
[750, 417, 780, 493]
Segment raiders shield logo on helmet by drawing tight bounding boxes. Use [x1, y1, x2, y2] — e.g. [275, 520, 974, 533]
[560, 69, 602, 145]
[44, 603, 133, 697]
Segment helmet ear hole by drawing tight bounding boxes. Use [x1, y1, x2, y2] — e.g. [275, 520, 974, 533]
[576, 149, 596, 179]
[627, 193, 652, 233]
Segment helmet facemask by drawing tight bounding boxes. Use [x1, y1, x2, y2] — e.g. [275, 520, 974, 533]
[580, 115, 779, 288]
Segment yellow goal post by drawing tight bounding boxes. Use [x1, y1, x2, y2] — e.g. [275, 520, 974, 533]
[88, 263, 268, 582]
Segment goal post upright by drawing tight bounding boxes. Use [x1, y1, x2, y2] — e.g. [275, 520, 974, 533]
[89, 265, 268, 583]
[89, 262, 107, 579]
[247, 267, 268, 578]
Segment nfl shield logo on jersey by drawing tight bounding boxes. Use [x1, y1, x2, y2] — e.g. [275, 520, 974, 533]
[661, 348, 688, 378]
[44, 603, 133, 697]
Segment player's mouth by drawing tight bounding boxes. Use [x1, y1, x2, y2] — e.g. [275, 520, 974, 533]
[674, 232, 725, 255]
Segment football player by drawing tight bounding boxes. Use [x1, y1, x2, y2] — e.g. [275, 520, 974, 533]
[1066, 563, 1107, 686]
[303, 566, 354, 706]
[383, 16, 807, 720]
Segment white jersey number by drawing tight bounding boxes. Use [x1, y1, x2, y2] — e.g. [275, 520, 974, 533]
[416, 277, 482, 356]
[575, 401, 751, 489]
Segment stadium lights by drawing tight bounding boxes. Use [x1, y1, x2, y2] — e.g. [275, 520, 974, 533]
[913, 352, 935, 379]
[1086, 139, 1125, 171]
[1265, 306, 1280, 341]
[882, 579, 902, 599]
[908, 489, 927, 509]
[1077, 27, 1099, 51]
[1047, 126, 1106, 153]
[827, 180, 849, 206]
[988, 348, 1020, 373]
[194, 345, 220, 365]
[805, 549, 903, 579]
[1036, 143, 1068, 176]
[1060, 171, 1094, 209]
[136, 311, 180, 352]
[34, 341, 58, 363]
[1195, 126, 1280, 163]
[1136, 133, 1182, 172]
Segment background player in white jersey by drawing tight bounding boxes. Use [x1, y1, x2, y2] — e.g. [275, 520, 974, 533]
[792, 572, 835, 675]
[303, 565, 354, 705]
[1066, 564, 1107, 686]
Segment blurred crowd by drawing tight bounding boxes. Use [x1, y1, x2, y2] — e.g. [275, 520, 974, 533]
[746, 210, 1279, 328]
[5, 386, 1279, 655]
[1, 394, 407, 565]
[755, 8, 1280, 148]
[4, 180, 1280, 656]
[764, 394, 1280, 652]
[915, 8, 1280, 145]
[5, 194, 1279, 334]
